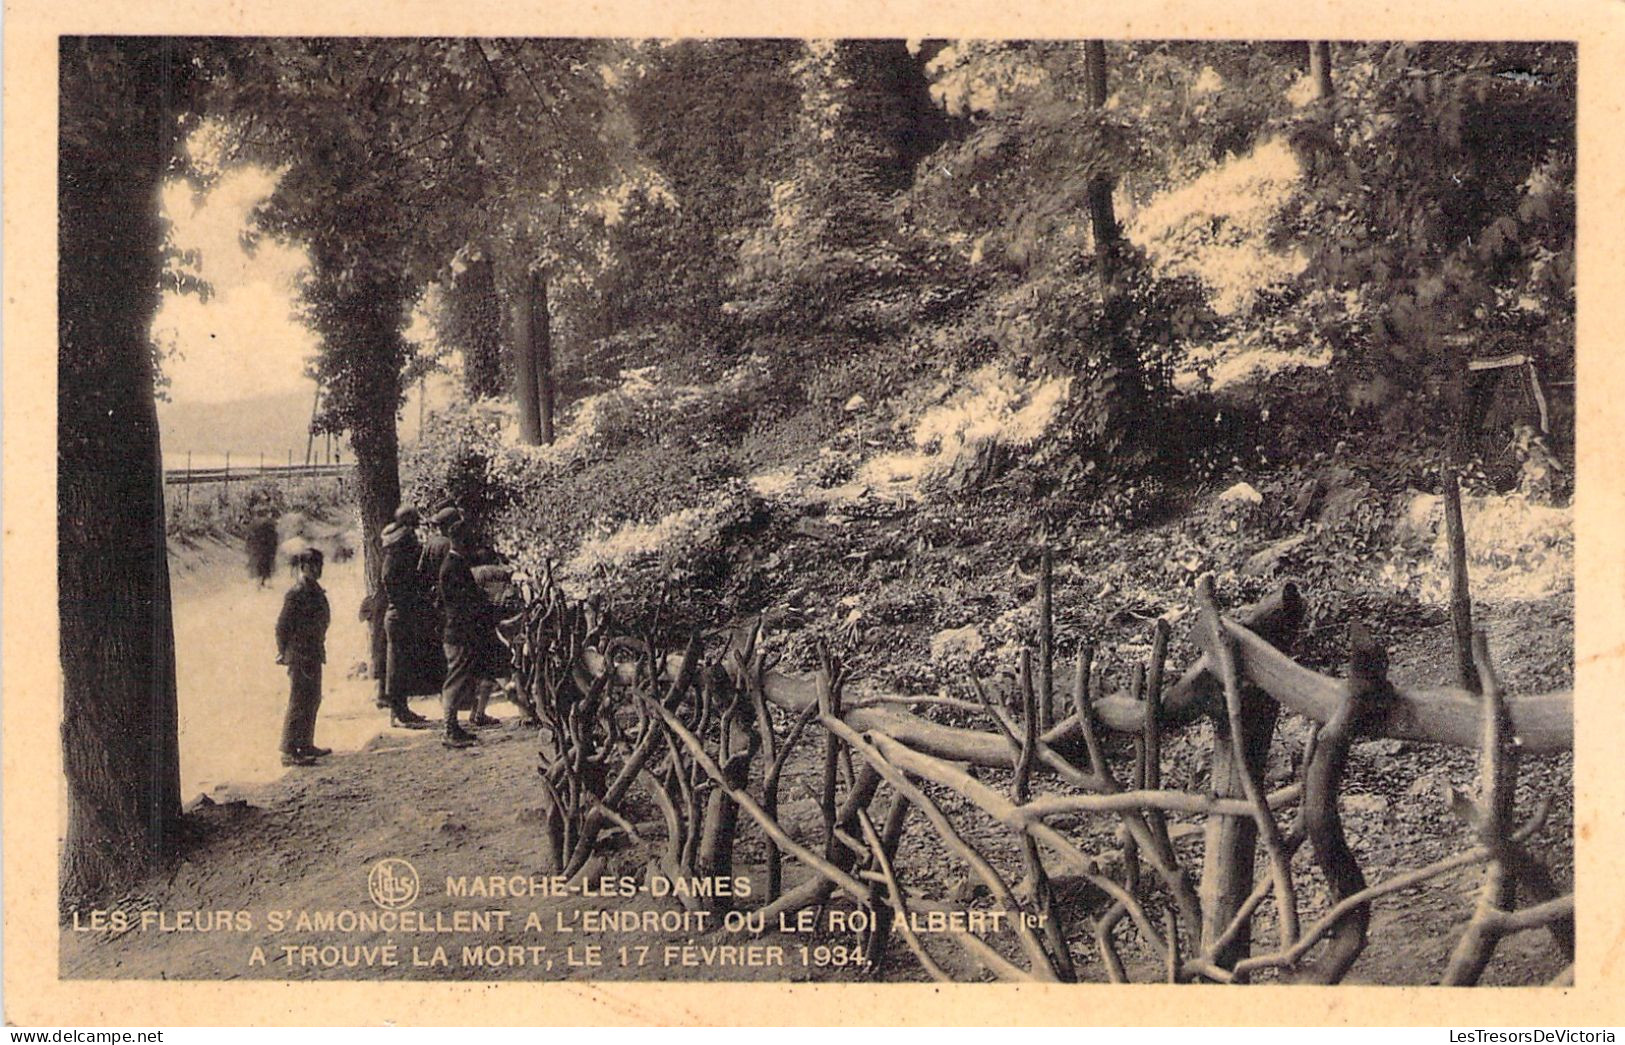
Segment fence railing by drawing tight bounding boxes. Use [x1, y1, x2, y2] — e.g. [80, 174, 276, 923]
[163, 462, 350, 486]
[501, 554, 1573, 985]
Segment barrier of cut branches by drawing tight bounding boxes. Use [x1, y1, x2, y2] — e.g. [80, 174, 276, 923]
[501, 554, 1573, 984]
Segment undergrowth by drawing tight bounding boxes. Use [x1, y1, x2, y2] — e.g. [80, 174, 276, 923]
[165, 477, 352, 542]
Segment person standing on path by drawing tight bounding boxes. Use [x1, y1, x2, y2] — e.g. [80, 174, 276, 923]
[275, 547, 332, 767]
[380, 507, 433, 729]
[414, 505, 461, 698]
[437, 520, 487, 748]
[417, 506, 462, 597]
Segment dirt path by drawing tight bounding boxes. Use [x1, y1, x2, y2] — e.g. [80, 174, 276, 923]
[61, 722, 840, 982]
[66, 539, 812, 983]
[166, 535, 532, 800]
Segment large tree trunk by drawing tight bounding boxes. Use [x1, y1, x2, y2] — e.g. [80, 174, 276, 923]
[58, 38, 186, 907]
[348, 328, 403, 698]
[458, 255, 506, 400]
[508, 264, 552, 446]
[1309, 42, 1334, 101]
[302, 254, 411, 700]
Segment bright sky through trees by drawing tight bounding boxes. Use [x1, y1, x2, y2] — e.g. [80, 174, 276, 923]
[152, 166, 317, 404]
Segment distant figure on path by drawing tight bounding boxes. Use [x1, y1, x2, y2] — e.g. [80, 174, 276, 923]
[380, 506, 433, 729]
[245, 512, 280, 588]
[275, 547, 331, 767]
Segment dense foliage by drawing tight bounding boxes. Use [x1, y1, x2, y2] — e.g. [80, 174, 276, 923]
[1279, 44, 1575, 426]
[388, 40, 1579, 597]
[164, 38, 1580, 607]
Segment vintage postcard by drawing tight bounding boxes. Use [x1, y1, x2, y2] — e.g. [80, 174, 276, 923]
[6, 0, 1625, 1027]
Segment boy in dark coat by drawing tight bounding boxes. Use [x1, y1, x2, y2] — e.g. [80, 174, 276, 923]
[275, 547, 331, 766]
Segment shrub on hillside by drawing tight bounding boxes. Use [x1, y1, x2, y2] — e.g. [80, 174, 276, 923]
[404, 373, 766, 631]
[165, 477, 352, 542]
[401, 400, 515, 542]
[493, 443, 747, 571]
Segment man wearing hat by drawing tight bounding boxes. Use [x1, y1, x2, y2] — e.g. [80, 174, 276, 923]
[417, 505, 463, 605]
[380, 506, 433, 729]
[436, 518, 485, 747]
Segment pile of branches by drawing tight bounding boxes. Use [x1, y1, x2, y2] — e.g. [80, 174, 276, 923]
[502, 559, 1574, 983]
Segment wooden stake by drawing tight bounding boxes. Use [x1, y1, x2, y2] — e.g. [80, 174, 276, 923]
[818, 643, 841, 862]
[1443, 468, 1478, 693]
[1195, 576, 1287, 972]
[1038, 547, 1055, 730]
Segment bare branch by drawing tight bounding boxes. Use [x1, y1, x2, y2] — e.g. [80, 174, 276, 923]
[637, 692, 873, 909]
[857, 810, 952, 983]
[820, 715, 1063, 980]
[1233, 846, 1493, 977]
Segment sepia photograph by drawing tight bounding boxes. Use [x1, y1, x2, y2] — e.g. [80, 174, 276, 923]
[12, 9, 1621, 1025]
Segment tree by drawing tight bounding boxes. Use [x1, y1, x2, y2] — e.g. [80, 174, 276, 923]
[459, 38, 631, 446]
[58, 36, 194, 905]
[1279, 42, 1575, 437]
[591, 39, 801, 362]
[732, 40, 963, 338]
[206, 39, 504, 684]
[1083, 41, 1120, 288]
[510, 264, 553, 443]
[912, 41, 1218, 468]
[1308, 42, 1334, 100]
[196, 38, 628, 701]
[438, 254, 507, 400]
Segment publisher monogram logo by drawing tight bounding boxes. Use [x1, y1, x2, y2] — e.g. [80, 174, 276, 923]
[367, 858, 420, 910]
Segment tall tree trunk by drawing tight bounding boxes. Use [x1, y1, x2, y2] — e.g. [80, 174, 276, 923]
[510, 266, 542, 445]
[535, 271, 555, 445]
[458, 254, 506, 399]
[1082, 35, 1148, 441]
[508, 263, 548, 446]
[348, 325, 404, 699]
[1084, 40, 1118, 290]
[58, 38, 186, 907]
[1309, 42, 1335, 101]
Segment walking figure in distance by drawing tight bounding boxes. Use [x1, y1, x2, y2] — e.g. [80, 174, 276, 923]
[245, 511, 280, 588]
[276, 547, 332, 766]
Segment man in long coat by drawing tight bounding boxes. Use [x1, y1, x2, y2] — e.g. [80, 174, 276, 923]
[380, 507, 434, 728]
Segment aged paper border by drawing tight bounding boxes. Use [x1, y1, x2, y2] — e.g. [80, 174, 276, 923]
[6, 0, 1624, 1026]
